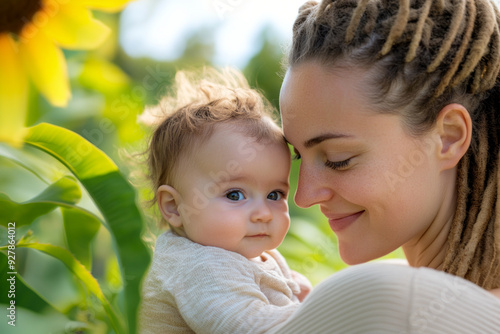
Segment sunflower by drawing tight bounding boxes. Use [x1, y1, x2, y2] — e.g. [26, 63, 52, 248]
[0, 0, 134, 147]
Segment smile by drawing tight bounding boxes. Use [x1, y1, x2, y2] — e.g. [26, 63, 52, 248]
[326, 211, 364, 232]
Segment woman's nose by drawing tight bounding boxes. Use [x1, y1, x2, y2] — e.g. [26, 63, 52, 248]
[250, 199, 273, 223]
[294, 164, 333, 208]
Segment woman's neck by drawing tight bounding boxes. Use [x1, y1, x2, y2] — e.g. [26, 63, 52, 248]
[402, 218, 451, 269]
[402, 170, 457, 270]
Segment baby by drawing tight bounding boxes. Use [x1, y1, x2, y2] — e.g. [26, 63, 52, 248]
[139, 68, 311, 334]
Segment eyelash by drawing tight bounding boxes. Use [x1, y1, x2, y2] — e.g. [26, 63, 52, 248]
[325, 158, 352, 170]
[271, 190, 288, 199]
[293, 151, 352, 171]
[225, 189, 245, 201]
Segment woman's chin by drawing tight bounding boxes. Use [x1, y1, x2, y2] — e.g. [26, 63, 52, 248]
[341, 256, 368, 266]
[339, 248, 380, 266]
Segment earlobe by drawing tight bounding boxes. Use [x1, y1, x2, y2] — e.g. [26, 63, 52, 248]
[435, 103, 472, 170]
[157, 185, 183, 228]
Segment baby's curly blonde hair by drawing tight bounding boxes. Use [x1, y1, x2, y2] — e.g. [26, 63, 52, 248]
[140, 68, 285, 224]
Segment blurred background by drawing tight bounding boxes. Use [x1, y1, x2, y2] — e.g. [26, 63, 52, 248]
[119, 0, 347, 283]
[0, 0, 403, 332]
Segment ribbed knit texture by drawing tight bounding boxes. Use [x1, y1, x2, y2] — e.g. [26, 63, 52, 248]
[139, 231, 300, 334]
[273, 262, 500, 333]
[140, 232, 500, 333]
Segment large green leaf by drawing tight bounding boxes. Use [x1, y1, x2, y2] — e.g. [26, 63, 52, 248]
[0, 176, 81, 228]
[0, 251, 57, 314]
[62, 207, 101, 271]
[25, 123, 150, 334]
[0, 143, 69, 185]
[13, 242, 125, 333]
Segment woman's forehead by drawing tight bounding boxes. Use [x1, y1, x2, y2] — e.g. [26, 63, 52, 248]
[279, 68, 412, 150]
[281, 64, 371, 125]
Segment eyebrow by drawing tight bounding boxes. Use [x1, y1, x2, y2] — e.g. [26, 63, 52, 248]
[223, 176, 290, 189]
[278, 181, 290, 190]
[303, 133, 352, 148]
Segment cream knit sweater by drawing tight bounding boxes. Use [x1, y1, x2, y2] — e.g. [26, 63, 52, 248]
[139, 231, 300, 334]
[139, 233, 500, 333]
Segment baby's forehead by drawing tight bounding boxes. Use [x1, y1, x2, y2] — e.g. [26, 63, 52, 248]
[197, 120, 285, 146]
[179, 124, 286, 166]
[193, 123, 285, 154]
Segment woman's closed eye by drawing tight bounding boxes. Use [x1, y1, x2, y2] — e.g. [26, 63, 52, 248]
[226, 190, 245, 201]
[292, 146, 353, 171]
[292, 148, 301, 160]
[325, 158, 352, 171]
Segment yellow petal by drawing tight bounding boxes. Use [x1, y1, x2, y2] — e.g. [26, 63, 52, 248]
[19, 28, 71, 107]
[42, 3, 110, 49]
[73, 0, 135, 12]
[0, 34, 29, 147]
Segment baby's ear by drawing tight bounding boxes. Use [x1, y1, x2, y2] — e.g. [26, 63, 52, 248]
[157, 185, 182, 228]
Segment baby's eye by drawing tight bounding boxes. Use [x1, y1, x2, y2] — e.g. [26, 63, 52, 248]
[267, 191, 283, 201]
[226, 190, 245, 201]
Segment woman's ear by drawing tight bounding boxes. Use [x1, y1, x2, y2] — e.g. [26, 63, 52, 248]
[435, 103, 472, 170]
[157, 185, 183, 228]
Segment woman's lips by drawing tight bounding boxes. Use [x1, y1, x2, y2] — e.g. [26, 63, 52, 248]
[326, 211, 364, 232]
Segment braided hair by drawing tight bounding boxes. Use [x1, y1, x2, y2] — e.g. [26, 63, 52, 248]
[288, 0, 500, 289]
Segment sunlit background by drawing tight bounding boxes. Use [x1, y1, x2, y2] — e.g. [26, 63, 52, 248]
[113, 0, 345, 287]
[120, 0, 305, 66]
[0, 0, 404, 332]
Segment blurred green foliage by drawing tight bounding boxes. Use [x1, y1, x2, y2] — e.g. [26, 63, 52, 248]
[0, 7, 404, 334]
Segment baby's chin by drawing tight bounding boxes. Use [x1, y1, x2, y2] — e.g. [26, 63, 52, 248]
[237, 246, 269, 260]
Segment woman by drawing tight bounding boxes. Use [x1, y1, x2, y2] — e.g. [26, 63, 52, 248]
[274, 0, 500, 332]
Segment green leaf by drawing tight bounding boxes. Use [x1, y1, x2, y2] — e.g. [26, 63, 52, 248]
[14, 242, 125, 334]
[0, 142, 69, 185]
[0, 154, 49, 203]
[0, 176, 81, 228]
[0, 251, 57, 314]
[62, 207, 100, 271]
[25, 123, 150, 334]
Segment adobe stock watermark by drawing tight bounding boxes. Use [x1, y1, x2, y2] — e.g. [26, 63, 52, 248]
[408, 274, 469, 333]
[384, 137, 435, 192]
[6, 222, 17, 327]
[296, 236, 338, 278]
[177, 140, 265, 220]
[212, 0, 245, 19]
[19, 0, 70, 44]
[69, 64, 170, 167]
